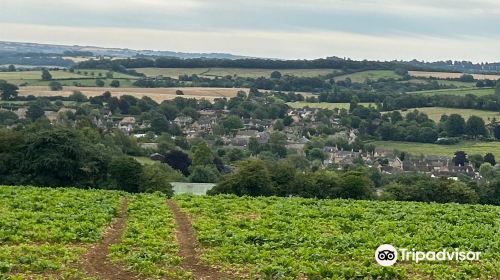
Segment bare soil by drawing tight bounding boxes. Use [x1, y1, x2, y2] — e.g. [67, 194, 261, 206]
[82, 200, 141, 280]
[166, 199, 232, 280]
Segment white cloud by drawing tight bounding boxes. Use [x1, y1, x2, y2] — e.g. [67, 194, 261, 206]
[1, 22, 498, 62]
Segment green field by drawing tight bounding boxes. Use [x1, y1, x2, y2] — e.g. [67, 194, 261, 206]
[335, 70, 401, 83]
[401, 79, 476, 88]
[407, 87, 495, 97]
[372, 140, 500, 158]
[0, 69, 138, 87]
[0, 186, 124, 278]
[133, 67, 340, 78]
[2, 185, 498, 279]
[399, 107, 500, 122]
[287, 102, 375, 110]
[176, 195, 500, 279]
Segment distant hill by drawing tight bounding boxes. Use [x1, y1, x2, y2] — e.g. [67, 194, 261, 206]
[0, 41, 249, 60]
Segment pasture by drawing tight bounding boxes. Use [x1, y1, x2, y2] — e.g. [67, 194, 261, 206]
[409, 71, 500, 80]
[0, 69, 138, 86]
[133, 67, 340, 78]
[372, 140, 500, 158]
[399, 107, 500, 122]
[334, 70, 401, 83]
[407, 87, 495, 97]
[18, 86, 247, 102]
[287, 102, 375, 110]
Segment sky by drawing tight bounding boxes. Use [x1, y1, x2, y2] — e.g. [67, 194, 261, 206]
[0, 0, 499, 62]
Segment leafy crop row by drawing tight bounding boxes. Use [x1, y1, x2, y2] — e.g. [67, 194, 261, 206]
[0, 186, 124, 278]
[175, 195, 500, 279]
[110, 193, 189, 279]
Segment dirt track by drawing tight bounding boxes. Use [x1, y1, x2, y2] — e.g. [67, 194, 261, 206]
[83, 200, 141, 280]
[167, 199, 231, 280]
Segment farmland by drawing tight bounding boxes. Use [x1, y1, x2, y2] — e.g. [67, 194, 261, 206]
[17, 86, 247, 102]
[287, 102, 375, 110]
[0, 186, 124, 278]
[409, 71, 500, 80]
[398, 107, 500, 122]
[133, 68, 340, 78]
[0, 69, 138, 87]
[371, 140, 500, 158]
[1, 186, 499, 280]
[175, 195, 500, 280]
[407, 87, 495, 97]
[335, 70, 401, 83]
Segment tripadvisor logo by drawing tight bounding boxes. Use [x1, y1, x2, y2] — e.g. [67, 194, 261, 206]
[375, 244, 481, 266]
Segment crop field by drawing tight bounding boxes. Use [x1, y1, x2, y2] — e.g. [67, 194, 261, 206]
[133, 68, 341, 78]
[287, 102, 375, 110]
[175, 195, 500, 280]
[407, 87, 495, 97]
[408, 71, 500, 80]
[0, 186, 124, 278]
[18, 86, 248, 102]
[371, 140, 500, 158]
[1, 186, 499, 279]
[398, 107, 500, 122]
[335, 70, 401, 83]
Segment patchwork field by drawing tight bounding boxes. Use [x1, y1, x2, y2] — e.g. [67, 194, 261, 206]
[407, 87, 495, 97]
[372, 140, 500, 158]
[287, 102, 375, 110]
[133, 68, 341, 78]
[409, 71, 500, 80]
[335, 70, 401, 83]
[2, 186, 499, 280]
[399, 107, 500, 122]
[18, 86, 247, 102]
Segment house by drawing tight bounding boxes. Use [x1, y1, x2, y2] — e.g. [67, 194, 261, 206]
[15, 108, 27, 119]
[174, 116, 193, 127]
[44, 111, 58, 123]
[119, 117, 136, 133]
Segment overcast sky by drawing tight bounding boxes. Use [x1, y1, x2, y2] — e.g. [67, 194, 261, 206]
[1, 0, 499, 62]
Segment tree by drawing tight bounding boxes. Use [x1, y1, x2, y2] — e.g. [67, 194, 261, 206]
[140, 163, 179, 196]
[7, 65, 15, 72]
[188, 165, 219, 183]
[494, 125, 500, 140]
[192, 142, 214, 167]
[49, 81, 63, 91]
[110, 80, 120, 87]
[41, 69, 52, 81]
[68, 91, 88, 102]
[270, 71, 282, 79]
[248, 137, 261, 155]
[95, 79, 105, 87]
[27, 104, 45, 121]
[479, 163, 496, 180]
[445, 114, 465, 137]
[496, 79, 500, 96]
[222, 116, 243, 134]
[453, 151, 468, 166]
[465, 115, 487, 137]
[307, 148, 326, 162]
[341, 171, 375, 199]
[209, 159, 272, 196]
[163, 150, 192, 176]
[484, 153, 496, 166]
[109, 156, 142, 193]
[0, 81, 18, 100]
[150, 114, 169, 134]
